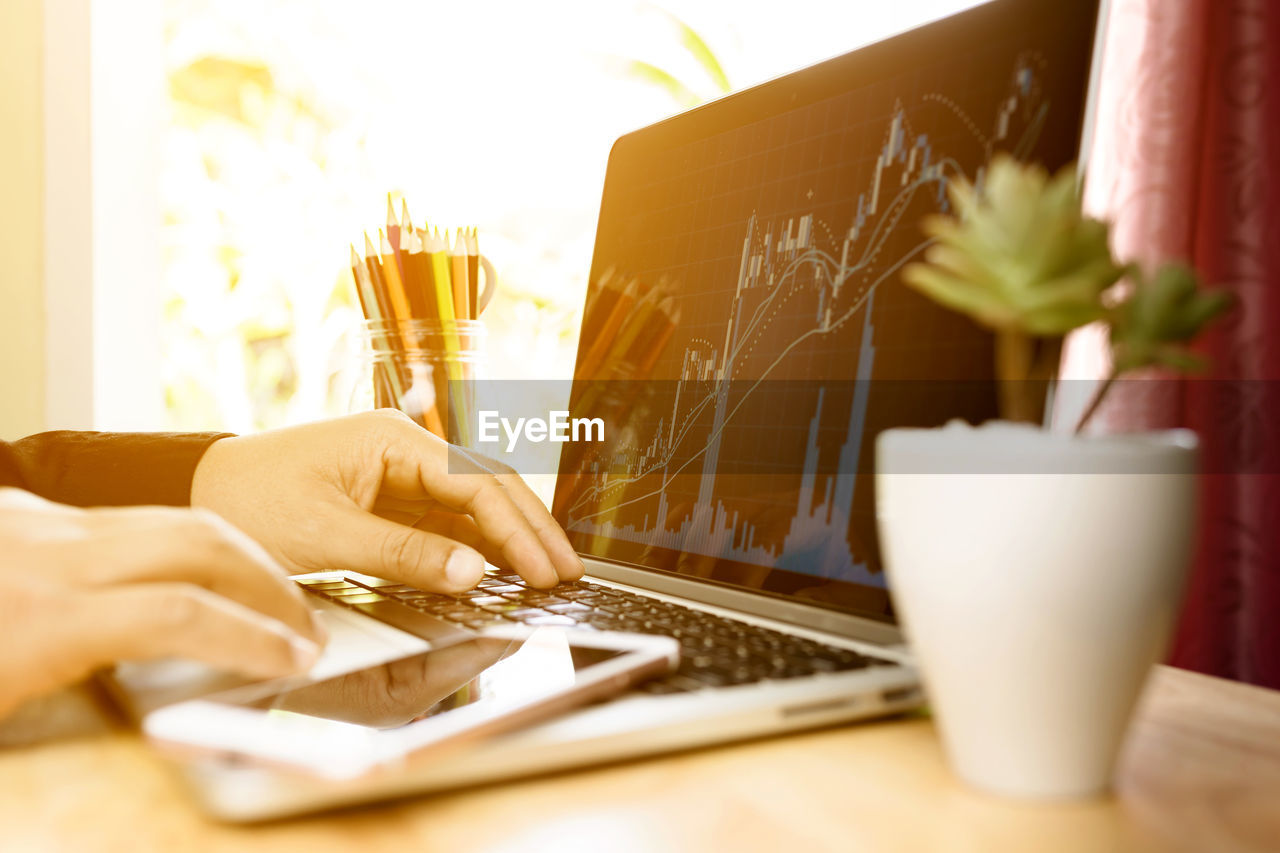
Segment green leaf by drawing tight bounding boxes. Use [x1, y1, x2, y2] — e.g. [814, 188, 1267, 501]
[1108, 263, 1234, 375]
[623, 60, 702, 108]
[904, 154, 1120, 339]
[659, 9, 732, 93]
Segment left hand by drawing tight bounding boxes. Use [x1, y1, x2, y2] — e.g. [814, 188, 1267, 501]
[191, 410, 584, 594]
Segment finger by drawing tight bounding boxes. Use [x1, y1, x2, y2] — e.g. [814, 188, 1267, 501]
[381, 431, 561, 588]
[489, 471, 584, 581]
[73, 507, 323, 643]
[74, 583, 321, 681]
[450, 449, 580, 581]
[413, 511, 508, 569]
[315, 502, 489, 594]
[459, 479, 560, 588]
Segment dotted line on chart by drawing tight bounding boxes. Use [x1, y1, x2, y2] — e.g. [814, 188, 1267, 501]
[686, 337, 716, 352]
[738, 268, 806, 363]
[922, 93, 991, 149]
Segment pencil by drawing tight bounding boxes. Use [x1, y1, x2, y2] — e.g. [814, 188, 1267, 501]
[373, 234, 447, 436]
[576, 277, 640, 380]
[572, 287, 665, 414]
[352, 243, 408, 409]
[386, 194, 405, 281]
[349, 243, 373, 320]
[426, 227, 470, 443]
[362, 232, 397, 329]
[427, 228, 457, 327]
[465, 226, 480, 318]
[632, 296, 679, 376]
[399, 227, 430, 318]
[602, 287, 662, 371]
[580, 268, 619, 341]
[379, 229, 414, 322]
[450, 229, 471, 321]
[579, 297, 680, 420]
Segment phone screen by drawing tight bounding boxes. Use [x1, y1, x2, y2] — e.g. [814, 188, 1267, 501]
[214, 628, 626, 733]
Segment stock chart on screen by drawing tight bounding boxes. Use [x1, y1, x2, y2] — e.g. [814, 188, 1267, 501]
[556, 0, 1098, 616]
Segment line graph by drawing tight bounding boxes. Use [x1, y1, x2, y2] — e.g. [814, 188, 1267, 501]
[560, 50, 1058, 584]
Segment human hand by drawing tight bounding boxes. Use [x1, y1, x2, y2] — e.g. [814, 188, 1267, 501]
[255, 636, 514, 728]
[190, 410, 584, 594]
[0, 489, 324, 719]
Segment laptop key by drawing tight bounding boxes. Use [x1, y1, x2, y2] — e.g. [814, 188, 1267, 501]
[325, 591, 387, 604]
[297, 580, 362, 591]
[546, 602, 591, 614]
[373, 575, 895, 689]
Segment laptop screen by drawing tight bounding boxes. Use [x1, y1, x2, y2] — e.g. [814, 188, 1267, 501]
[553, 0, 1100, 622]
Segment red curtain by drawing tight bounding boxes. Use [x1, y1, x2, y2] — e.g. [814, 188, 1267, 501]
[1063, 0, 1280, 687]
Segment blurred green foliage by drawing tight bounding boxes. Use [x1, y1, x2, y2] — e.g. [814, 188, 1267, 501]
[901, 154, 1233, 428]
[903, 154, 1123, 337]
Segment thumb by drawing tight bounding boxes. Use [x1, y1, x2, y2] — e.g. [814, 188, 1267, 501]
[316, 503, 487, 593]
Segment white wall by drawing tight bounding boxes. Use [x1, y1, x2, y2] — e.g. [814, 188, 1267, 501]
[0, 0, 46, 439]
[39, 0, 165, 434]
[89, 0, 164, 430]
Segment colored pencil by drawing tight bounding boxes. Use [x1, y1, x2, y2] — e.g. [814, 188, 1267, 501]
[362, 232, 397, 330]
[634, 297, 680, 376]
[465, 226, 480, 318]
[378, 230, 415, 323]
[580, 268, 620, 342]
[450, 229, 471, 321]
[576, 277, 640, 380]
[349, 243, 373, 320]
[602, 286, 662, 371]
[399, 227, 431, 319]
[426, 228, 457, 326]
[386, 194, 405, 281]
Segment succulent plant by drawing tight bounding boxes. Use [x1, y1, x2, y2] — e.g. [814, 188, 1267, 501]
[901, 154, 1233, 430]
[904, 154, 1123, 337]
[1109, 263, 1234, 374]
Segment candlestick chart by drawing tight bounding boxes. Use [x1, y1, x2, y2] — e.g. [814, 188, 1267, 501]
[560, 51, 1058, 585]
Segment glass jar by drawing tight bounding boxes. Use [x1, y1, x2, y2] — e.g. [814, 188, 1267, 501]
[360, 318, 486, 445]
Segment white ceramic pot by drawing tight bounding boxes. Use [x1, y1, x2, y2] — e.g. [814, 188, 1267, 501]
[875, 422, 1199, 799]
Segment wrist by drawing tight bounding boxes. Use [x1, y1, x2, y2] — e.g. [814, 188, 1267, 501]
[190, 434, 238, 509]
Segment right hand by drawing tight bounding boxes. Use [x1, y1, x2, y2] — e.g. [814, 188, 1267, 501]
[0, 488, 325, 719]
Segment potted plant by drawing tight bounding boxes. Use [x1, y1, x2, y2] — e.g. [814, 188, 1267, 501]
[875, 154, 1232, 799]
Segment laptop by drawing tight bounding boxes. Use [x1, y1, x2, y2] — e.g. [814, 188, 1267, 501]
[114, 0, 1103, 820]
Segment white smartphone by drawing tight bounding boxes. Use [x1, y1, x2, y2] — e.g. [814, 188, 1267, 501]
[143, 627, 678, 780]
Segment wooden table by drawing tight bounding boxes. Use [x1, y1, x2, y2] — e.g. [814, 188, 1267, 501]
[1, 665, 1277, 853]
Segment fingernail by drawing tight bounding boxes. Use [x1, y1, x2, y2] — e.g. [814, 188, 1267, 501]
[289, 636, 322, 670]
[445, 549, 485, 590]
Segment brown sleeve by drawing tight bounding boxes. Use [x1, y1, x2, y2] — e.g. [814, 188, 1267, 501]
[0, 431, 235, 507]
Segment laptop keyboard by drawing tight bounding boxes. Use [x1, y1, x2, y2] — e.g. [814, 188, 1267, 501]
[298, 569, 894, 694]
